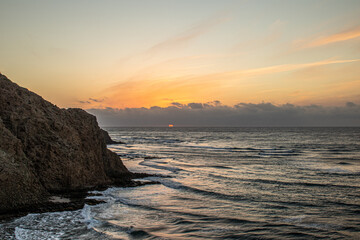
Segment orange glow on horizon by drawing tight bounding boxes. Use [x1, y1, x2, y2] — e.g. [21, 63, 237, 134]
[77, 58, 360, 109]
[168, 124, 174, 127]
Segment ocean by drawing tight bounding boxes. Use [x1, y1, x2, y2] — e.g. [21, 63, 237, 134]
[1, 127, 359, 239]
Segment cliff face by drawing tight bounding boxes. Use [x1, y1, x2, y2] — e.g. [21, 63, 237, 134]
[0, 118, 46, 211]
[0, 74, 130, 213]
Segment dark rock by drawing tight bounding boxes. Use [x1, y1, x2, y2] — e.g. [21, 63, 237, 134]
[0, 74, 132, 214]
[337, 161, 350, 165]
[0, 118, 47, 212]
[101, 129, 125, 144]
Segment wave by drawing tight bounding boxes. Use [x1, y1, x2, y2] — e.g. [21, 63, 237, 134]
[163, 178, 358, 210]
[81, 204, 100, 230]
[304, 167, 360, 176]
[139, 160, 181, 173]
[113, 197, 259, 227]
[258, 152, 299, 156]
[0, 209, 96, 240]
[207, 173, 359, 189]
[103, 221, 154, 239]
[280, 215, 342, 231]
[158, 179, 321, 209]
[174, 163, 233, 170]
[121, 136, 185, 145]
[15, 227, 65, 240]
[185, 145, 302, 157]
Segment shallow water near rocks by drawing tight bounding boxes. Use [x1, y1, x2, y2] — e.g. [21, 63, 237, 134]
[1, 127, 359, 239]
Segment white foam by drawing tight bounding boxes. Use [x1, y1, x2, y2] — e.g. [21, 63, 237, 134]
[15, 227, 63, 240]
[81, 204, 99, 229]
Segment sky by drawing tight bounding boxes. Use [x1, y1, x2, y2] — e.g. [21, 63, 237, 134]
[1, 0, 360, 126]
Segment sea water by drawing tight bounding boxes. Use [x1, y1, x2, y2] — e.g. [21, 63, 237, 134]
[1, 127, 359, 239]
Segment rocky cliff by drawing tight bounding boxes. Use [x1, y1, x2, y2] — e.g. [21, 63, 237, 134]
[0, 74, 132, 214]
[101, 129, 125, 144]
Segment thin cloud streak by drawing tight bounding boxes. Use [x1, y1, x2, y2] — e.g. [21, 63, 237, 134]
[293, 25, 360, 50]
[237, 58, 360, 77]
[146, 13, 229, 55]
[110, 58, 360, 90]
[308, 26, 360, 48]
[82, 58, 360, 108]
[233, 19, 284, 51]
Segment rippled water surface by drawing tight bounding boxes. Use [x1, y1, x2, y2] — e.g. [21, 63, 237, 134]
[1, 127, 360, 239]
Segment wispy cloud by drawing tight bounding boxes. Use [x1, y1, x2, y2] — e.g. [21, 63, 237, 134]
[91, 58, 360, 108]
[146, 13, 229, 55]
[233, 19, 285, 51]
[236, 58, 360, 77]
[89, 98, 104, 103]
[78, 97, 105, 105]
[294, 25, 360, 49]
[176, 58, 360, 83]
[308, 26, 360, 47]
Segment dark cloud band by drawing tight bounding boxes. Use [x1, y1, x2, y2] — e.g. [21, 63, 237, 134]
[87, 102, 360, 127]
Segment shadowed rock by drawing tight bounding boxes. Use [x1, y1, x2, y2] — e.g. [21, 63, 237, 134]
[0, 74, 133, 214]
[101, 129, 125, 144]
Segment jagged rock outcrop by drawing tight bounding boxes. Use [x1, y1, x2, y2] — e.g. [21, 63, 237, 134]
[101, 129, 125, 144]
[0, 74, 131, 213]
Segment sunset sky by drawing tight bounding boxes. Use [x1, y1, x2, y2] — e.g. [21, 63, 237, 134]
[1, 0, 360, 112]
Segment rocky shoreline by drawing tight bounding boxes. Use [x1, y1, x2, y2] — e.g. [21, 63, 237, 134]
[0, 173, 159, 222]
[0, 74, 156, 221]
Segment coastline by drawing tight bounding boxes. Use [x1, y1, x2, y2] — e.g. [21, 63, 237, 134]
[0, 172, 158, 223]
[0, 74, 157, 221]
[1, 126, 359, 239]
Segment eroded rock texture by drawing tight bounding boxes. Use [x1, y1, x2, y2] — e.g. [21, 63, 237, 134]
[0, 74, 130, 213]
